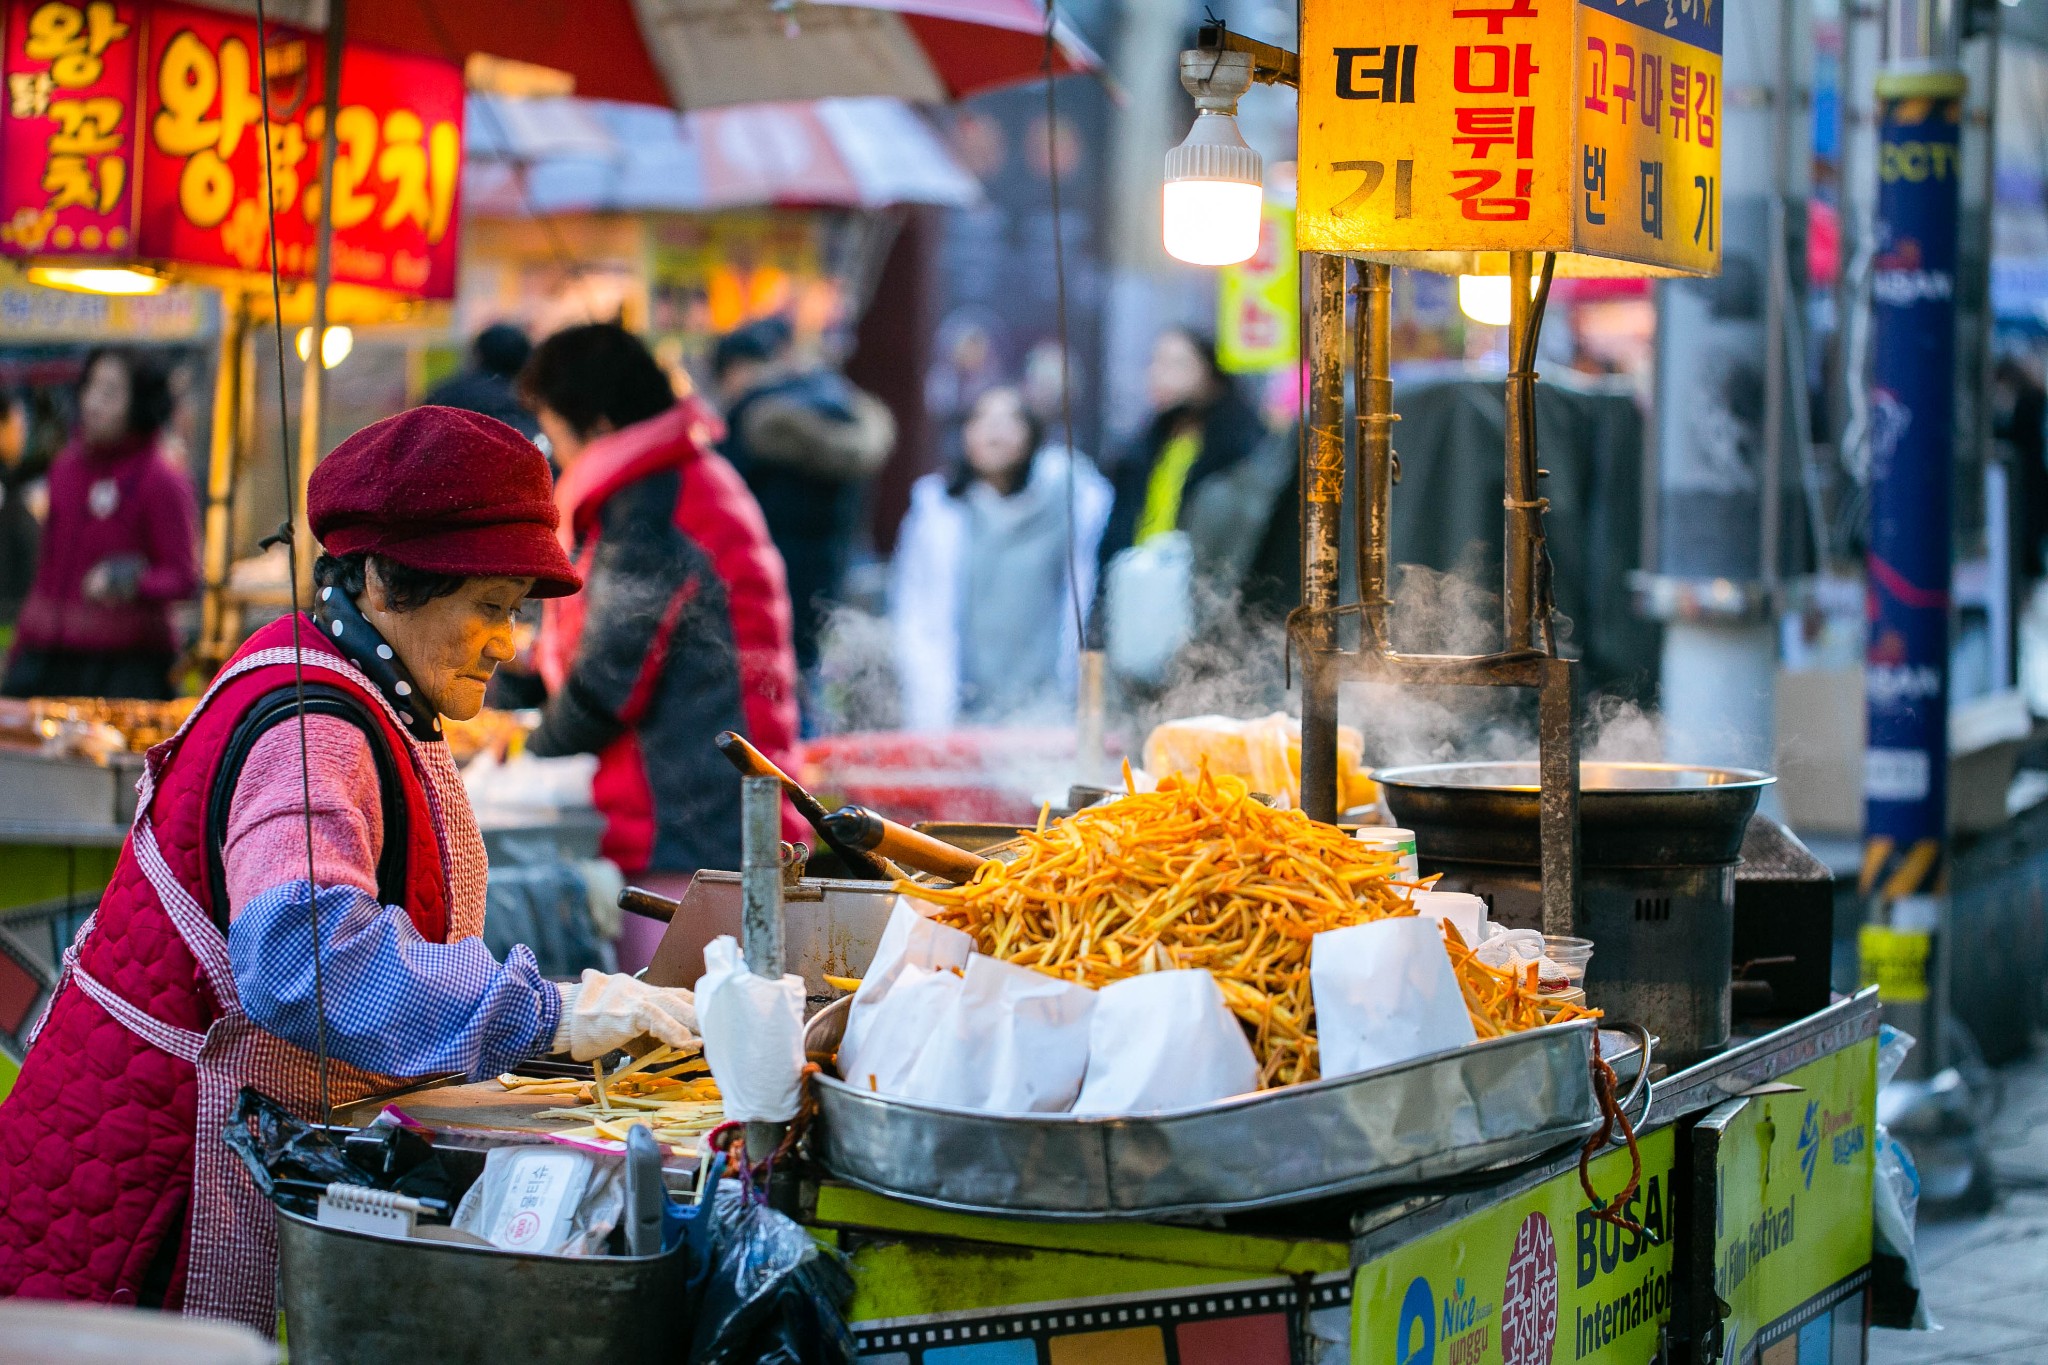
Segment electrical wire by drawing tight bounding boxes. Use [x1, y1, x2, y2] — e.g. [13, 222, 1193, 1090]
[252, 0, 334, 1123]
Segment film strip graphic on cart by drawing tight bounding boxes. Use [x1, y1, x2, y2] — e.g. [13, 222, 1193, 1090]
[852, 1273, 1352, 1364]
[1732, 1268, 1872, 1365]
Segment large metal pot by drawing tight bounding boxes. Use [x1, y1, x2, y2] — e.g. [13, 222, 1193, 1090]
[1376, 761, 1773, 1065]
[1374, 761, 1773, 866]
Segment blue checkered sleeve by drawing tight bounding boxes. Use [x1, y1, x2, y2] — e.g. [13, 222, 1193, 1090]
[228, 880, 563, 1080]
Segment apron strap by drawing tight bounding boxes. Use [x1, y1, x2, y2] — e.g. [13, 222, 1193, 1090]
[132, 817, 240, 1011]
[25, 910, 96, 1050]
[64, 950, 205, 1065]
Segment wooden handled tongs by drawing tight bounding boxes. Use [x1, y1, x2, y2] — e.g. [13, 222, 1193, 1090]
[818, 805, 989, 885]
[712, 731, 892, 881]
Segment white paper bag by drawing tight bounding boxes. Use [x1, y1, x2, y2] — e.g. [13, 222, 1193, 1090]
[836, 898, 974, 1095]
[695, 936, 806, 1122]
[898, 954, 1095, 1113]
[1072, 970, 1259, 1114]
[837, 962, 962, 1095]
[1311, 917, 1477, 1078]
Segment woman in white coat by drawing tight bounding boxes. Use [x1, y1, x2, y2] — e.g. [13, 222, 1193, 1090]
[891, 386, 1111, 729]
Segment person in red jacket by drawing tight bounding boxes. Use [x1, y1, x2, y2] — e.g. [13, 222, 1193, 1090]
[2, 348, 200, 700]
[520, 324, 802, 971]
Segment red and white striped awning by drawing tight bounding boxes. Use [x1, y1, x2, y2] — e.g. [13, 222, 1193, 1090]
[464, 94, 984, 215]
[195, 0, 1098, 111]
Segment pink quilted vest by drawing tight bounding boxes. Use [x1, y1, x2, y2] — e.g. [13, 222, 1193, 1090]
[0, 615, 474, 1328]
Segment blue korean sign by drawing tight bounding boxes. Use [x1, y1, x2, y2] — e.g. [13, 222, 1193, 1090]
[1863, 74, 1966, 899]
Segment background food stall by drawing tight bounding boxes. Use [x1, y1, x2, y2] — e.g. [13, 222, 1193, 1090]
[0, 0, 466, 1094]
[453, 90, 982, 383]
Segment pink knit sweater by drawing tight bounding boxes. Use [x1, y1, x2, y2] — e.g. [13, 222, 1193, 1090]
[222, 716, 382, 916]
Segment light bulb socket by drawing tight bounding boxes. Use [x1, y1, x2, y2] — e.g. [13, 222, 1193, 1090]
[1178, 47, 1255, 111]
[1164, 111, 1262, 188]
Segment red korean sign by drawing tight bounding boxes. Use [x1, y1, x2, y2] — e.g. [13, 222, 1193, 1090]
[0, 0, 144, 257]
[137, 3, 463, 297]
[0, 0, 464, 298]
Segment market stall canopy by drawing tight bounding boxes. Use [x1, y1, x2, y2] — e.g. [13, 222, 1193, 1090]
[464, 95, 982, 215]
[195, 0, 1098, 110]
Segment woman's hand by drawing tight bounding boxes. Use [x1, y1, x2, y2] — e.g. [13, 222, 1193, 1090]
[82, 554, 146, 604]
[556, 969, 699, 1061]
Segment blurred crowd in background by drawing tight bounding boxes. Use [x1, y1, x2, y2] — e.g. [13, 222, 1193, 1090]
[0, 316, 1306, 742]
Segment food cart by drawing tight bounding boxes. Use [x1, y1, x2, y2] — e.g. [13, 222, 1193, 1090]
[762, 3, 1881, 1356]
[791, 3, 1878, 1360]
[60, 1, 1883, 1359]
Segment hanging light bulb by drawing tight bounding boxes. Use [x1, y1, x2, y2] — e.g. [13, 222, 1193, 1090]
[295, 324, 354, 369]
[1457, 274, 1541, 327]
[1163, 47, 1262, 267]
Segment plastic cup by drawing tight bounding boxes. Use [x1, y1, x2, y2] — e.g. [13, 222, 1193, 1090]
[1354, 826, 1420, 881]
[1539, 934, 1594, 992]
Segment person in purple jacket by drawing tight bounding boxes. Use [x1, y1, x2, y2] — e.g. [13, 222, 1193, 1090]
[2, 348, 200, 700]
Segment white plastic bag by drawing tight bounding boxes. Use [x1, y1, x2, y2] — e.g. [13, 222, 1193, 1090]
[450, 1145, 623, 1256]
[1072, 969, 1259, 1115]
[1311, 917, 1477, 1078]
[695, 936, 806, 1122]
[898, 954, 1095, 1113]
[1872, 1024, 1937, 1329]
[1105, 531, 1194, 686]
[836, 898, 973, 1096]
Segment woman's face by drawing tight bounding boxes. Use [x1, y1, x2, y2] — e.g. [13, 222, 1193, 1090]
[361, 569, 534, 721]
[962, 390, 1032, 485]
[78, 357, 131, 448]
[1145, 331, 1213, 413]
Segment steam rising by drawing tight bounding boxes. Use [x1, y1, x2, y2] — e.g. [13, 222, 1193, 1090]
[811, 549, 1664, 777]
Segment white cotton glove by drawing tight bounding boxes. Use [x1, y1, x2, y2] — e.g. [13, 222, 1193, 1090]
[551, 970, 699, 1061]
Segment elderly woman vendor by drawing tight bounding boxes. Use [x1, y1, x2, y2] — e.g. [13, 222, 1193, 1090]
[0, 408, 699, 1331]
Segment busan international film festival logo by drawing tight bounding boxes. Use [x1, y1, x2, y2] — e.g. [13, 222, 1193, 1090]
[1501, 1212, 1559, 1365]
[1396, 1275, 1435, 1365]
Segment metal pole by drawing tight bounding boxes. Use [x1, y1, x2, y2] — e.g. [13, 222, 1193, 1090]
[740, 774, 786, 979]
[1299, 251, 1347, 822]
[1503, 250, 1536, 653]
[1760, 0, 1796, 589]
[739, 773, 788, 1169]
[1538, 657, 1581, 936]
[294, 0, 346, 591]
[1077, 650, 1106, 782]
[1355, 260, 1394, 641]
[199, 297, 247, 667]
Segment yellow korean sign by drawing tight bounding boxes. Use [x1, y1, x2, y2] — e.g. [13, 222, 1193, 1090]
[1217, 199, 1299, 372]
[1299, 0, 1722, 277]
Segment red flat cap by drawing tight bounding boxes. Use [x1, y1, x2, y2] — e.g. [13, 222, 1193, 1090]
[309, 406, 581, 598]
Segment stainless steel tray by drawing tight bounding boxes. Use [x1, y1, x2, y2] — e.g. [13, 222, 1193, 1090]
[807, 1018, 1609, 1219]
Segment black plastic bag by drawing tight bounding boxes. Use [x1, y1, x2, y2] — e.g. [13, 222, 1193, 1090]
[689, 1180, 856, 1365]
[221, 1088, 372, 1215]
[221, 1087, 455, 1217]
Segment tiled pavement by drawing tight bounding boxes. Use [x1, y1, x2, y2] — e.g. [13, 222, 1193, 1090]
[1870, 1051, 2048, 1363]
